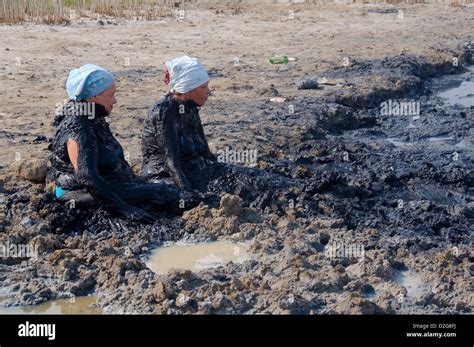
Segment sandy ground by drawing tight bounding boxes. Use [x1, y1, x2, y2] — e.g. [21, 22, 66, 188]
[0, 3, 472, 315]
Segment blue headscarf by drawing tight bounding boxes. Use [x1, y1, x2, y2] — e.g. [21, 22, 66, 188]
[66, 64, 115, 101]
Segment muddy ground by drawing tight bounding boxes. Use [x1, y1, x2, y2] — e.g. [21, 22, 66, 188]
[0, 2, 473, 314]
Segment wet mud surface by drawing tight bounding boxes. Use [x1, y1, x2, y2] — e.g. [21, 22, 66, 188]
[0, 4, 472, 314]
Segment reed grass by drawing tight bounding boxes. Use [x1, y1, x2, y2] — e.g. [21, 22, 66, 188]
[0, 0, 175, 24]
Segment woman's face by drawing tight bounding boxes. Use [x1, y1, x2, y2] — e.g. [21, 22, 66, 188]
[185, 81, 210, 106]
[88, 83, 117, 114]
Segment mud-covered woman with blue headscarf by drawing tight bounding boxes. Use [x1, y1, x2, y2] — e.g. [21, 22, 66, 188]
[49, 64, 192, 222]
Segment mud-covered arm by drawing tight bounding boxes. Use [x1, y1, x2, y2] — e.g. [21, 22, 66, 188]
[160, 109, 191, 189]
[195, 113, 216, 161]
[69, 122, 132, 213]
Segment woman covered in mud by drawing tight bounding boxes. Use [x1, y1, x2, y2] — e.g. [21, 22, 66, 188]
[141, 56, 303, 205]
[49, 64, 190, 222]
[141, 56, 217, 191]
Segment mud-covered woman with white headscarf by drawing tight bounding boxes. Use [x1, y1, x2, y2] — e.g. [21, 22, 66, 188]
[141, 56, 217, 190]
[141, 56, 305, 206]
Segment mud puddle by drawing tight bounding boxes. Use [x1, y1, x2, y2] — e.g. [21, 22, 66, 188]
[394, 270, 431, 300]
[432, 66, 474, 107]
[384, 68, 473, 149]
[145, 241, 249, 275]
[386, 136, 458, 147]
[438, 80, 474, 107]
[0, 296, 100, 314]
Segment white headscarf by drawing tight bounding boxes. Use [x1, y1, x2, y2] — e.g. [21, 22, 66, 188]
[166, 56, 209, 94]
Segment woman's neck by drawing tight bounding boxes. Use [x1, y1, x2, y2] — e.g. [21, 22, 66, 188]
[171, 94, 198, 109]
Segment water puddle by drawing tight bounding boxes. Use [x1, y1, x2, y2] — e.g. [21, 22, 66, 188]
[455, 138, 474, 150]
[438, 80, 474, 107]
[0, 296, 100, 314]
[387, 136, 460, 148]
[145, 241, 249, 275]
[386, 138, 412, 148]
[426, 136, 455, 142]
[394, 270, 430, 300]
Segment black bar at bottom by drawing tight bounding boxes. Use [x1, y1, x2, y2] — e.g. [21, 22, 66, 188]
[0, 315, 471, 346]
